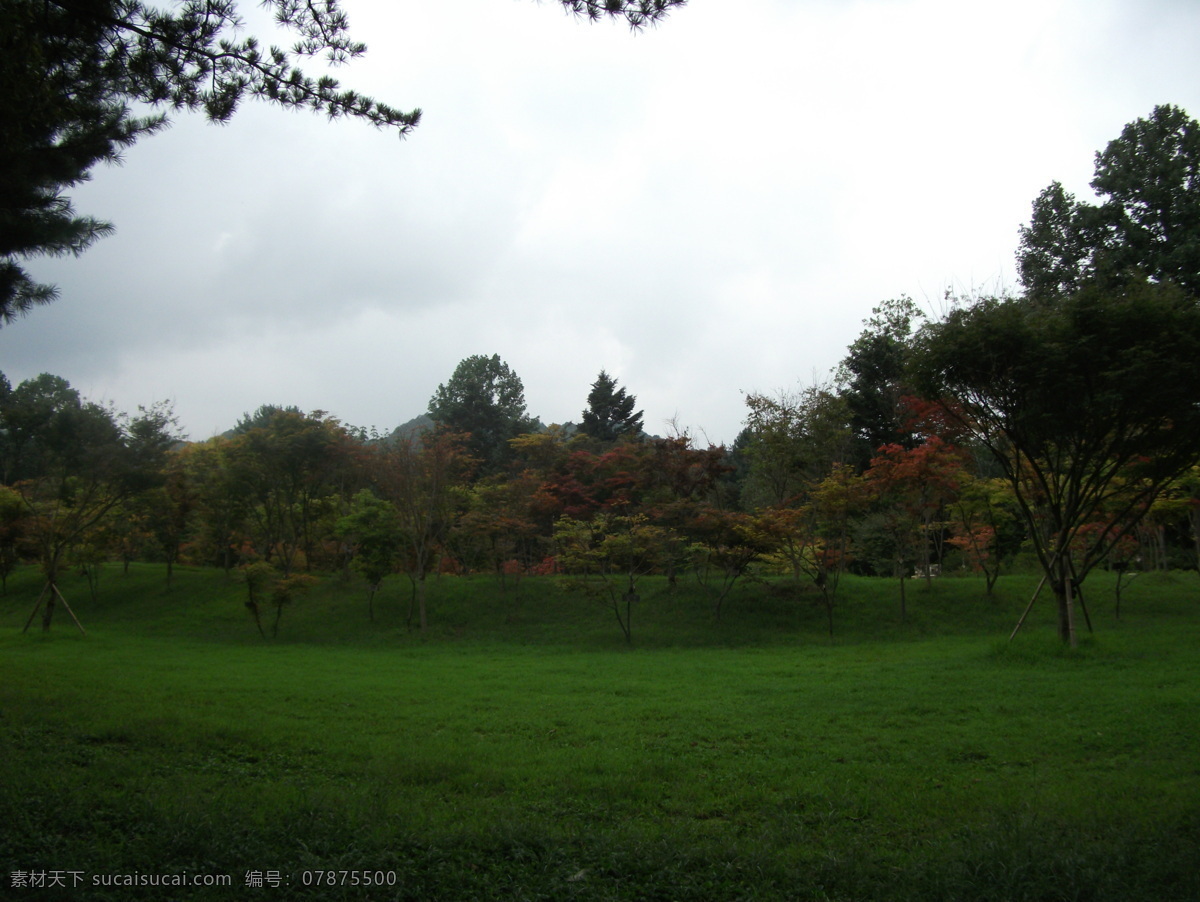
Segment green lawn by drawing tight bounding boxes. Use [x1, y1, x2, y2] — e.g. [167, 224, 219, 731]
[1, 564, 1198, 900]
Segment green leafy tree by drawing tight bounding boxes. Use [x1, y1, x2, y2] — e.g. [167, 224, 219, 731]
[1018, 104, 1200, 300]
[910, 281, 1200, 644]
[756, 463, 866, 636]
[238, 560, 316, 638]
[0, 373, 86, 483]
[580, 370, 644, 443]
[1180, 466, 1200, 577]
[428, 355, 538, 474]
[232, 407, 351, 574]
[456, 477, 544, 596]
[336, 489, 404, 621]
[139, 447, 197, 586]
[180, 437, 251, 573]
[554, 512, 674, 643]
[740, 383, 851, 508]
[0, 485, 29, 594]
[267, 572, 318, 638]
[1, 0, 686, 319]
[1, 375, 177, 630]
[836, 296, 925, 468]
[369, 431, 474, 632]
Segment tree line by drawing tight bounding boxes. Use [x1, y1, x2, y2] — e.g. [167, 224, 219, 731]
[3, 106, 1200, 644]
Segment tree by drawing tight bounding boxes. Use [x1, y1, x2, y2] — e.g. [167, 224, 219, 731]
[1014, 181, 1099, 301]
[910, 281, 1200, 644]
[836, 296, 925, 468]
[1018, 105, 1200, 300]
[0, 485, 28, 594]
[806, 463, 866, 633]
[740, 383, 851, 508]
[755, 462, 866, 636]
[1, 375, 178, 630]
[684, 507, 770, 619]
[946, 473, 1019, 594]
[232, 407, 351, 574]
[428, 355, 538, 474]
[180, 437, 251, 573]
[1, 1, 162, 321]
[240, 560, 275, 638]
[580, 370, 644, 443]
[1180, 466, 1200, 577]
[369, 431, 474, 632]
[862, 436, 966, 619]
[336, 489, 403, 621]
[1, 0, 687, 320]
[554, 512, 675, 643]
[0, 373, 87, 483]
[456, 477, 544, 595]
[138, 447, 196, 586]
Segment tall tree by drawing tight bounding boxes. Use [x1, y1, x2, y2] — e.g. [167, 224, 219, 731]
[1, 1, 162, 321]
[428, 354, 538, 474]
[580, 370, 644, 443]
[740, 383, 851, 508]
[836, 296, 925, 468]
[231, 407, 351, 573]
[180, 437, 251, 573]
[1, 0, 686, 320]
[910, 281, 1200, 644]
[369, 431, 474, 632]
[1018, 104, 1200, 300]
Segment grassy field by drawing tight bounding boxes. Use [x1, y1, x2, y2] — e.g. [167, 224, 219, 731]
[1, 564, 1198, 900]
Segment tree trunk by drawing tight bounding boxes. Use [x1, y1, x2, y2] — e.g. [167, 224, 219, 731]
[416, 573, 428, 632]
[1053, 576, 1078, 647]
[617, 581, 636, 644]
[1190, 507, 1200, 576]
[42, 584, 56, 632]
[246, 600, 266, 638]
[41, 554, 62, 631]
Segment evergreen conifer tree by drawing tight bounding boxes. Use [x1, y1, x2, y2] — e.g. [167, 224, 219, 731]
[580, 371, 644, 443]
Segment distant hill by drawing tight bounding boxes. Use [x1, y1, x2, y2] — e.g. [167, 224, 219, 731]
[389, 413, 434, 442]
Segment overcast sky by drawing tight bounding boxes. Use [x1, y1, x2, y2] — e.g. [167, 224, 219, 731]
[3, 0, 1199, 444]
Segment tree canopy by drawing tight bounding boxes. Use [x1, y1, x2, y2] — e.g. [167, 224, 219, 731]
[580, 371, 644, 443]
[1017, 104, 1200, 300]
[835, 296, 925, 468]
[428, 355, 538, 474]
[909, 280, 1200, 642]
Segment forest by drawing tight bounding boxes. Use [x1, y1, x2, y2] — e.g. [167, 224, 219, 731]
[5, 114, 1200, 655]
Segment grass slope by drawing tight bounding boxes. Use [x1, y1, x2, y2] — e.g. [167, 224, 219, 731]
[1, 564, 1198, 900]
